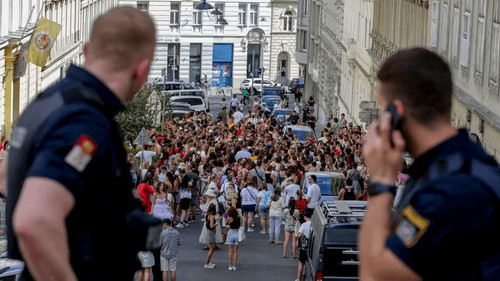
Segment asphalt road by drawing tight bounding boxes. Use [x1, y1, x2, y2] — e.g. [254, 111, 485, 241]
[170, 216, 298, 281]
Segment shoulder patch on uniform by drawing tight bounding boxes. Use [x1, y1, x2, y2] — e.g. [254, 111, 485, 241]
[64, 134, 98, 172]
[395, 205, 430, 248]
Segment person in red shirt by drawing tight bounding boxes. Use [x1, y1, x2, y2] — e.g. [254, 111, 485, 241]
[137, 175, 155, 213]
[295, 189, 308, 223]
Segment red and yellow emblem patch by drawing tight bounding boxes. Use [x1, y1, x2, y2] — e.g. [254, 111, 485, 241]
[64, 135, 98, 172]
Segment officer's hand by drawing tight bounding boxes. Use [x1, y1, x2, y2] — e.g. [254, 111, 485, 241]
[363, 112, 405, 185]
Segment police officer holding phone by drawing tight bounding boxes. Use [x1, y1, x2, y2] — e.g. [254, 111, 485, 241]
[4, 7, 159, 281]
[360, 48, 500, 281]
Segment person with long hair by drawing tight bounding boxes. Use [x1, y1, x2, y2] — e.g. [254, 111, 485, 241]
[240, 176, 259, 232]
[151, 182, 174, 220]
[283, 197, 300, 259]
[256, 182, 271, 234]
[267, 187, 285, 244]
[224, 207, 241, 271]
[204, 204, 217, 269]
[295, 189, 308, 223]
[136, 175, 156, 281]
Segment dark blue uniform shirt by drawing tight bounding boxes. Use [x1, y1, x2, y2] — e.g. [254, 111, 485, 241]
[386, 129, 500, 280]
[16, 65, 139, 280]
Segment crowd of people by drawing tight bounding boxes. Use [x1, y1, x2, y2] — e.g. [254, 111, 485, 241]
[128, 99, 376, 279]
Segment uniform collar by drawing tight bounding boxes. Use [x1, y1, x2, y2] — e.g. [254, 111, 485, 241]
[66, 65, 124, 116]
[408, 128, 469, 179]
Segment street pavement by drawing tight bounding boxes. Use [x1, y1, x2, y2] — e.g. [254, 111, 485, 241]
[171, 216, 298, 281]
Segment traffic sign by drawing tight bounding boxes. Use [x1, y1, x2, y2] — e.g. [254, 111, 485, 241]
[134, 127, 153, 146]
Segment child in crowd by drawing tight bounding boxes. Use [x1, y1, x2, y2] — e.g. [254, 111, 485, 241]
[160, 218, 181, 281]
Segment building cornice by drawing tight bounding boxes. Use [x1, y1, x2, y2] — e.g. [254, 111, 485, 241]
[454, 85, 500, 131]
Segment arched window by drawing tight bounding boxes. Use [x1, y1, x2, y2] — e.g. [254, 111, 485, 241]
[283, 10, 293, 31]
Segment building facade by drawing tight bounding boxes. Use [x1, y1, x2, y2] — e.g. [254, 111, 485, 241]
[0, 0, 117, 138]
[430, 0, 500, 160]
[268, 0, 299, 86]
[339, 0, 375, 126]
[120, 0, 273, 88]
[295, 0, 308, 78]
[301, 0, 344, 126]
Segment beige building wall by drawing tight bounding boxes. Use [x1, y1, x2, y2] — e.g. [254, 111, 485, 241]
[339, 0, 375, 126]
[1, 0, 117, 139]
[269, 0, 299, 85]
[432, 0, 500, 160]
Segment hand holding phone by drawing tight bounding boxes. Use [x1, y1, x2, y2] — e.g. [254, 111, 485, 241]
[386, 103, 402, 147]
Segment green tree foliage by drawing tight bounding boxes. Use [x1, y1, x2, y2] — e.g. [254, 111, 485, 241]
[116, 84, 168, 141]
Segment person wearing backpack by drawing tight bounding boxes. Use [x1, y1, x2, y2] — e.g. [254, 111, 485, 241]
[256, 182, 271, 234]
[296, 210, 312, 281]
[338, 178, 358, 200]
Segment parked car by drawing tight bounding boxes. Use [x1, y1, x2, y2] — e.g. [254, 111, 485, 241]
[163, 89, 209, 111]
[154, 81, 194, 91]
[304, 200, 366, 281]
[301, 172, 346, 202]
[169, 96, 206, 112]
[282, 125, 316, 143]
[240, 79, 282, 94]
[271, 108, 294, 123]
[288, 78, 304, 94]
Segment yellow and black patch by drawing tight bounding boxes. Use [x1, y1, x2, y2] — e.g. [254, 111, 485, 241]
[395, 205, 430, 248]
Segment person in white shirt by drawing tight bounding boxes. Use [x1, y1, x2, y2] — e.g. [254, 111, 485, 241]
[235, 147, 251, 161]
[297, 211, 312, 281]
[240, 176, 259, 232]
[248, 112, 259, 125]
[282, 177, 300, 205]
[305, 175, 321, 214]
[136, 148, 156, 165]
[230, 95, 239, 111]
[233, 109, 244, 124]
[273, 100, 281, 110]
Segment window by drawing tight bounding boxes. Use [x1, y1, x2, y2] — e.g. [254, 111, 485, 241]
[283, 11, 293, 31]
[238, 4, 247, 26]
[303, 0, 309, 16]
[301, 30, 308, 51]
[460, 0, 471, 66]
[170, 3, 179, 25]
[250, 4, 258, 26]
[193, 4, 202, 25]
[215, 3, 224, 17]
[451, 2, 459, 58]
[430, 1, 439, 48]
[475, 0, 487, 79]
[440, 2, 448, 51]
[137, 1, 148, 12]
[189, 43, 202, 83]
[490, 3, 500, 88]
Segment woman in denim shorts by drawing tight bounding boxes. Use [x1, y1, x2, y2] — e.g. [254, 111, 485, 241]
[224, 207, 241, 271]
[256, 182, 271, 234]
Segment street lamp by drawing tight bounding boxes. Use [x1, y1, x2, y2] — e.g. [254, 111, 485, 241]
[194, 0, 213, 10]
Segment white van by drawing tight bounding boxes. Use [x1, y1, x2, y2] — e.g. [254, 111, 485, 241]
[163, 89, 209, 111]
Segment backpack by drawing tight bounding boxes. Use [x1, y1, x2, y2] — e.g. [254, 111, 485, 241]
[262, 191, 271, 206]
[343, 188, 356, 200]
[297, 235, 309, 251]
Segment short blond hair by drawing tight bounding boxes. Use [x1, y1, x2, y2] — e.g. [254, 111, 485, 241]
[87, 7, 156, 70]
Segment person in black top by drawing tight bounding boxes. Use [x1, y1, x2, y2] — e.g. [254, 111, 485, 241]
[4, 7, 157, 281]
[360, 48, 500, 280]
[290, 110, 299, 125]
[224, 207, 241, 270]
[306, 111, 316, 131]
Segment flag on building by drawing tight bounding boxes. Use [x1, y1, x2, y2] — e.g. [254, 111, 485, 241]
[13, 42, 30, 78]
[28, 17, 62, 67]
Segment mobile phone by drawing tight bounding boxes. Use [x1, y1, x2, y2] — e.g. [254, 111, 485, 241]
[386, 103, 402, 146]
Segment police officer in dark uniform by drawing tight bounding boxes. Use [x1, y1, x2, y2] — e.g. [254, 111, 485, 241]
[360, 48, 500, 280]
[4, 7, 158, 281]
